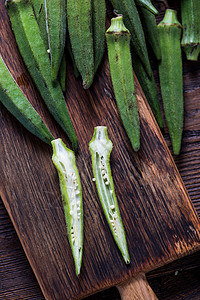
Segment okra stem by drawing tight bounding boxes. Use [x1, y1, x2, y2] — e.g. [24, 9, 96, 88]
[181, 0, 200, 61]
[110, 0, 152, 79]
[51, 139, 83, 276]
[158, 9, 183, 155]
[89, 127, 130, 264]
[106, 16, 140, 152]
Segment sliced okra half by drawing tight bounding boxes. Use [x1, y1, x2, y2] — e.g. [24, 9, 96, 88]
[51, 138, 83, 276]
[89, 126, 130, 264]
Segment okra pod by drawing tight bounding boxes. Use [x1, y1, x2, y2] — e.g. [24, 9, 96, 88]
[51, 138, 83, 276]
[67, 0, 94, 89]
[158, 9, 183, 155]
[32, 0, 49, 51]
[66, 33, 80, 79]
[58, 53, 67, 92]
[110, 0, 152, 78]
[92, 0, 106, 73]
[44, 0, 67, 81]
[106, 16, 140, 152]
[132, 52, 164, 128]
[89, 126, 130, 264]
[0, 54, 54, 144]
[135, 0, 158, 15]
[137, 4, 161, 61]
[181, 0, 200, 61]
[6, 0, 78, 150]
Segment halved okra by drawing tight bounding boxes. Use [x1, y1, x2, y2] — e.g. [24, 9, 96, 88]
[89, 126, 130, 264]
[0, 54, 54, 144]
[51, 138, 83, 276]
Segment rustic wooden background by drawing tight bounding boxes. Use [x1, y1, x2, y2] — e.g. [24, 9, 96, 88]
[1, 0, 200, 299]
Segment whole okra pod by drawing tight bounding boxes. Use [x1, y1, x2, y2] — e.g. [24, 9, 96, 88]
[181, 0, 200, 61]
[137, 4, 161, 61]
[106, 16, 140, 152]
[44, 0, 67, 81]
[158, 9, 183, 155]
[132, 52, 164, 128]
[6, 0, 78, 151]
[0, 54, 54, 144]
[32, 0, 49, 51]
[92, 0, 106, 73]
[67, 0, 94, 89]
[110, 0, 152, 79]
[89, 126, 130, 264]
[51, 139, 83, 276]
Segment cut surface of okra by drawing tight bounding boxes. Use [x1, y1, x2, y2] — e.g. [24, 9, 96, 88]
[89, 126, 130, 264]
[51, 139, 83, 276]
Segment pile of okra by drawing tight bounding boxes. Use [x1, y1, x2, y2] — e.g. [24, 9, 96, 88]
[0, 0, 199, 275]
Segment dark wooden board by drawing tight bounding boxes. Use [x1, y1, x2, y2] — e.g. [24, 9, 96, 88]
[1, 0, 200, 299]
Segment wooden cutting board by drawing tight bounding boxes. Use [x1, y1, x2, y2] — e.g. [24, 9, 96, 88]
[1, 1, 200, 299]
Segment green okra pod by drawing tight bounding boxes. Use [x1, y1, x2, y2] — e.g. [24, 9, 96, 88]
[44, 0, 67, 81]
[32, 0, 49, 51]
[110, 0, 152, 78]
[0, 54, 54, 144]
[158, 9, 183, 155]
[67, 0, 94, 89]
[135, 0, 158, 15]
[92, 0, 106, 73]
[6, 0, 78, 151]
[58, 53, 67, 92]
[132, 52, 163, 128]
[89, 126, 130, 264]
[181, 0, 200, 61]
[51, 138, 83, 276]
[137, 4, 161, 61]
[66, 33, 80, 79]
[106, 16, 140, 152]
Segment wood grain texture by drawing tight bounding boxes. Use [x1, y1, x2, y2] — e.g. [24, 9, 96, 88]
[0, 0, 200, 299]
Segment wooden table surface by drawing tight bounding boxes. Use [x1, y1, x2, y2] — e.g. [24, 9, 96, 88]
[1, 0, 200, 299]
